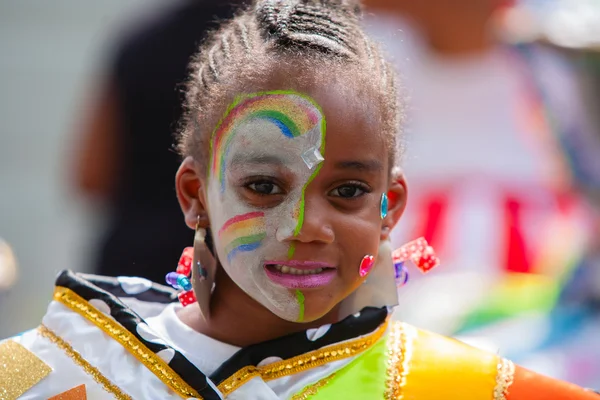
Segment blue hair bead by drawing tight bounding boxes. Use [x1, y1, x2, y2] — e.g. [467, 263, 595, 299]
[176, 275, 193, 291]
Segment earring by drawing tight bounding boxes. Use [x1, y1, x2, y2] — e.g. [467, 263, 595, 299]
[164, 217, 216, 315]
[191, 218, 216, 321]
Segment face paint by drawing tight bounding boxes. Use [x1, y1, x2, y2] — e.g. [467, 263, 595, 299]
[295, 290, 305, 322]
[206, 91, 326, 322]
[218, 212, 266, 263]
[211, 92, 323, 191]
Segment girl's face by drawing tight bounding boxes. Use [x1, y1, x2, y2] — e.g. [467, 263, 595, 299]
[205, 89, 392, 322]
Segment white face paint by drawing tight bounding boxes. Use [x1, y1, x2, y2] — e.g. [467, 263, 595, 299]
[206, 92, 325, 321]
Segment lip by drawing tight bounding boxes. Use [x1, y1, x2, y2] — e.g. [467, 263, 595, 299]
[263, 262, 337, 289]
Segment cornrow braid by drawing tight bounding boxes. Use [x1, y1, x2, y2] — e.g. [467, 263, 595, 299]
[178, 0, 402, 170]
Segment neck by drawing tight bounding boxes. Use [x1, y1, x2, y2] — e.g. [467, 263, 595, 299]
[178, 267, 340, 348]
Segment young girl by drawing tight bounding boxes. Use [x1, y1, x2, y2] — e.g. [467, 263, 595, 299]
[1, 1, 598, 399]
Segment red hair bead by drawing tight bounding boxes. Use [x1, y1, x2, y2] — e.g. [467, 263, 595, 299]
[176, 247, 194, 276]
[178, 290, 196, 307]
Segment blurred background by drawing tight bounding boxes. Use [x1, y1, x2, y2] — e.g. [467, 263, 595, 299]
[1, 0, 599, 388]
[0, 0, 160, 336]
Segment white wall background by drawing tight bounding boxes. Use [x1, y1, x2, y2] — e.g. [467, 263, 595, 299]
[0, 0, 162, 338]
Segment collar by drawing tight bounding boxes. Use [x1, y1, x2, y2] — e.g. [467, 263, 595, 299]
[53, 270, 389, 398]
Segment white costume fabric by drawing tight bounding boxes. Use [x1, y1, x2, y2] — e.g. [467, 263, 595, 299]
[0, 270, 390, 399]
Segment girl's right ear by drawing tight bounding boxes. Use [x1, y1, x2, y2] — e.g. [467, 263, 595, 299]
[175, 156, 210, 230]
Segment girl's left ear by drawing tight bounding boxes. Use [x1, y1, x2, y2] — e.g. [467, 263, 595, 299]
[381, 169, 408, 241]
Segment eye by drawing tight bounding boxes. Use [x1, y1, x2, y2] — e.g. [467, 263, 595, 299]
[329, 183, 369, 198]
[247, 180, 284, 195]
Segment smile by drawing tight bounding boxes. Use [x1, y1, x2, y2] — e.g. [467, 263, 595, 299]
[263, 261, 336, 289]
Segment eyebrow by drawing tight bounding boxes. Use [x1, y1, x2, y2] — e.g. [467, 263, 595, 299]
[334, 160, 383, 172]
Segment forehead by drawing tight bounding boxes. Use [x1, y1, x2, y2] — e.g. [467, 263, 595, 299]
[211, 84, 388, 170]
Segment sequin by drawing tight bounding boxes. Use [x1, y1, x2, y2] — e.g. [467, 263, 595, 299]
[380, 193, 389, 219]
[494, 359, 515, 400]
[359, 255, 375, 278]
[47, 384, 87, 400]
[0, 339, 52, 400]
[385, 322, 416, 400]
[301, 147, 324, 170]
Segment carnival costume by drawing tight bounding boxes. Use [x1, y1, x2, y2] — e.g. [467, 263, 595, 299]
[2, 242, 598, 399]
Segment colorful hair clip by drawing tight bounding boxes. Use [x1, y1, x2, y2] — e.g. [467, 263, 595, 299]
[392, 237, 440, 287]
[165, 247, 197, 307]
[394, 261, 410, 287]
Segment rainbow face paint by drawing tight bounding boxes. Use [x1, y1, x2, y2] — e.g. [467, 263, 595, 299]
[206, 91, 326, 322]
[211, 92, 323, 191]
[219, 212, 267, 262]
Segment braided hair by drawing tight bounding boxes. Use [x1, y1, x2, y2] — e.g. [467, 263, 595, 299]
[178, 0, 401, 170]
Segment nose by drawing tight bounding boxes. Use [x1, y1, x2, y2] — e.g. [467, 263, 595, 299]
[276, 197, 335, 244]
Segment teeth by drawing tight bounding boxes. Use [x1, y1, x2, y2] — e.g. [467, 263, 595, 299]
[272, 265, 324, 275]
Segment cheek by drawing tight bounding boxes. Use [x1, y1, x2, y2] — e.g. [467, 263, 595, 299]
[337, 208, 381, 270]
[214, 210, 268, 266]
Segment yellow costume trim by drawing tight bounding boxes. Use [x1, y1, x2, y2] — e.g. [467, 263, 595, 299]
[494, 358, 516, 400]
[0, 339, 52, 400]
[385, 321, 416, 399]
[218, 319, 389, 396]
[395, 327, 501, 399]
[291, 373, 337, 400]
[38, 325, 131, 400]
[53, 286, 202, 399]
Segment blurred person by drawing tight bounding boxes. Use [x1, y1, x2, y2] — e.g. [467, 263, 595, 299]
[363, 0, 592, 334]
[459, 0, 600, 388]
[2, 1, 599, 398]
[74, 0, 247, 284]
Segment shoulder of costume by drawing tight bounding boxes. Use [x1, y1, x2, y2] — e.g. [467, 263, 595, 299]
[0, 270, 224, 400]
[385, 320, 600, 400]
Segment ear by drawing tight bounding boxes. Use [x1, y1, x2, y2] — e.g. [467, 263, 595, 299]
[175, 156, 210, 230]
[381, 168, 408, 241]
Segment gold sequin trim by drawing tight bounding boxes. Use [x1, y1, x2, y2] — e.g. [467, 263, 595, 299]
[53, 286, 202, 399]
[494, 358, 515, 400]
[38, 325, 131, 400]
[385, 321, 416, 400]
[218, 320, 389, 396]
[291, 373, 336, 400]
